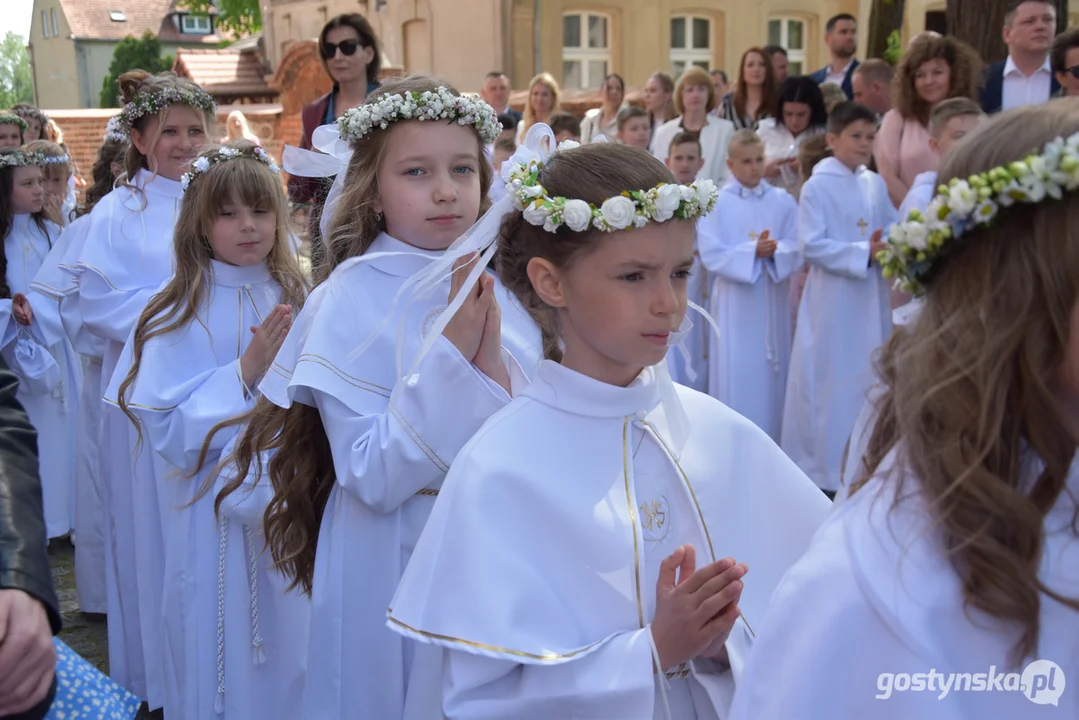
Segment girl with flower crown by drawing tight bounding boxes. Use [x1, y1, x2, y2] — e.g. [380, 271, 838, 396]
[29, 118, 128, 617]
[229, 75, 541, 719]
[0, 112, 26, 150]
[73, 69, 216, 708]
[105, 140, 310, 720]
[23, 139, 75, 225]
[729, 99, 1079, 719]
[0, 148, 80, 544]
[387, 140, 831, 719]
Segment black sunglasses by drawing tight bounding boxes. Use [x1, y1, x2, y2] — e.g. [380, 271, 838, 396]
[322, 39, 363, 59]
[1066, 66, 1079, 80]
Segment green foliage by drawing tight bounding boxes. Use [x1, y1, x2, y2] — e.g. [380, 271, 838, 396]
[180, 0, 261, 36]
[0, 32, 34, 109]
[99, 32, 174, 108]
[884, 30, 903, 66]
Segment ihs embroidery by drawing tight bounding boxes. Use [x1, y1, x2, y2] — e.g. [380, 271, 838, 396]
[639, 496, 670, 542]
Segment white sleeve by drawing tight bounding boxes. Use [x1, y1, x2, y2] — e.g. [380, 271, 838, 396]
[767, 193, 803, 283]
[443, 629, 656, 720]
[697, 207, 761, 284]
[134, 359, 253, 471]
[214, 437, 273, 527]
[312, 335, 511, 514]
[78, 270, 160, 344]
[798, 183, 870, 279]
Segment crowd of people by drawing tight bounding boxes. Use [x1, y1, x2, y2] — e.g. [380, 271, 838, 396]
[0, 0, 1077, 718]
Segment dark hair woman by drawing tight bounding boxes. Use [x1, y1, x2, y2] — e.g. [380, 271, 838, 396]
[287, 13, 382, 265]
[758, 76, 828, 196]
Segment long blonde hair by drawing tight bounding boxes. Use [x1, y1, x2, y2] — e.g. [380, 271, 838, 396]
[23, 139, 71, 225]
[522, 73, 560, 138]
[116, 140, 309, 457]
[115, 70, 216, 200]
[856, 100, 1079, 666]
[228, 75, 493, 594]
[225, 110, 259, 143]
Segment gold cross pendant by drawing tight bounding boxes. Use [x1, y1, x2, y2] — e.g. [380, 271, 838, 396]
[748, 230, 761, 241]
[857, 218, 868, 236]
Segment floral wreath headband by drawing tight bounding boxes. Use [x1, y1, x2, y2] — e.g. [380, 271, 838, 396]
[0, 150, 44, 170]
[879, 130, 1079, 295]
[104, 114, 129, 143]
[118, 86, 217, 134]
[181, 145, 280, 192]
[503, 136, 718, 233]
[0, 113, 29, 132]
[336, 86, 501, 145]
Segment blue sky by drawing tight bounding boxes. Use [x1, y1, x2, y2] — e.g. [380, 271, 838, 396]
[2, 0, 35, 42]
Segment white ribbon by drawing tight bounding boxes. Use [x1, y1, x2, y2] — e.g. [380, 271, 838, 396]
[281, 122, 354, 240]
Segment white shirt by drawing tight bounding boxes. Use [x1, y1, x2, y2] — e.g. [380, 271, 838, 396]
[824, 59, 855, 88]
[1002, 54, 1053, 111]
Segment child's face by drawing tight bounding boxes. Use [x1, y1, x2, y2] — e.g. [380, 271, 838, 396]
[42, 168, 70, 202]
[554, 130, 579, 144]
[210, 193, 278, 267]
[665, 142, 703, 185]
[726, 143, 765, 188]
[24, 118, 42, 142]
[11, 167, 44, 214]
[932, 114, 982, 158]
[618, 117, 651, 149]
[132, 105, 207, 182]
[375, 120, 483, 251]
[536, 220, 696, 387]
[827, 120, 877, 170]
[0, 124, 22, 150]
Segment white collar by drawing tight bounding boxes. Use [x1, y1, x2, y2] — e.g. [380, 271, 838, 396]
[209, 259, 272, 288]
[362, 232, 444, 279]
[135, 169, 184, 200]
[723, 176, 768, 199]
[828, 58, 855, 76]
[1003, 54, 1052, 77]
[522, 360, 661, 420]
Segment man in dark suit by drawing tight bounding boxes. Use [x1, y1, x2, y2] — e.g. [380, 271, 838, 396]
[980, 0, 1060, 113]
[809, 14, 860, 100]
[480, 71, 522, 125]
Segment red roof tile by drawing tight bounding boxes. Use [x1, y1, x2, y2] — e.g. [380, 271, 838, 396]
[173, 48, 275, 99]
[57, 0, 223, 43]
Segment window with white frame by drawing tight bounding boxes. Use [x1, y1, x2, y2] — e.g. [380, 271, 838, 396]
[670, 15, 712, 77]
[51, 8, 58, 35]
[562, 12, 610, 89]
[41, 10, 52, 37]
[182, 14, 212, 34]
[767, 17, 807, 76]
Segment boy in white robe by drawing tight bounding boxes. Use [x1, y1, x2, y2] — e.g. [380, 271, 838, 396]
[898, 98, 985, 220]
[781, 102, 897, 496]
[664, 132, 710, 392]
[698, 130, 800, 441]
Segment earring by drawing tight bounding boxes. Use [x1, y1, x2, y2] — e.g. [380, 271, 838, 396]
[374, 212, 383, 223]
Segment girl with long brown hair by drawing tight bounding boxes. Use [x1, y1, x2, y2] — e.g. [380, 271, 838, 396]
[730, 100, 1079, 719]
[72, 69, 215, 709]
[230, 76, 540, 719]
[718, 47, 778, 130]
[108, 141, 308, 720]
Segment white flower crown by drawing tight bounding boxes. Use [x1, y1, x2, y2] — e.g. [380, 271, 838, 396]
[41, 154, 70, 166]
[0, 150, 44, 169]
[180, 145, 280, 192]
[118, 85, 216, 134]
[503, 139, 718, 233]
[337, 87, 501, 145]
[104, 114, 129, 143]
[0, 113, 28, 132]
[879, 130, 1079, 294]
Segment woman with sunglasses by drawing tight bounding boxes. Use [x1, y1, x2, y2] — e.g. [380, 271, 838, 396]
[288, 13, 382, 267]
[1052, 26, 1079, 98]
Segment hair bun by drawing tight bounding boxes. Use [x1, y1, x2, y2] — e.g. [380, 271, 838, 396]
[117, 70, 151, 105]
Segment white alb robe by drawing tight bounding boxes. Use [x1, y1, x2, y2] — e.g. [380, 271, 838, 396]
[76, 170, 181, 705]
[731, 449, 1079, 719]
[699, 178, 800, 441]
[388, 360, 833, 719]
[259, 232, 541, 720]
[898, 170, 938, 220]
[31, 213, 108, 612]
[107, 260, 310, 720]
[781, 157, 897, 491]
[2, 215, 80, 539]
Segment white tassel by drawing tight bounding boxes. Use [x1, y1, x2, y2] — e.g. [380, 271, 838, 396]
[214, 692, 224, 714]
[252, 643, 267, 666]
[244, 525, 267, 666]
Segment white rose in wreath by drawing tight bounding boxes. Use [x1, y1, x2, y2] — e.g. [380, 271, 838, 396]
[599, 196, 637, 230]
[695, 179, 716, 209]
[562, 199, 593, 232]
[653, 184, 683, 221]
[522, 201, 551, 226]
